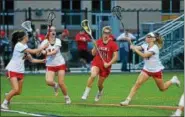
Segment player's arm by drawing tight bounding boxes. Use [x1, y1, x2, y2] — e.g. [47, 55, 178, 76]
[46, 46, 60, 56]
[25, 43, 49, 54]
[92, 47, 96, 56]
[109, 51, 118, 65]
[132, 46, 153, 58]
[26, 53, 45, 63]
[134, 46, 143, 51]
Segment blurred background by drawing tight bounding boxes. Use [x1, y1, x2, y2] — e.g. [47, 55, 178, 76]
[0, 0, 184, 73]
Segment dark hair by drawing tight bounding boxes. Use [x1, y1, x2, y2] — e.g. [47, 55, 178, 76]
[12, 30, 27, 50]
[154, 32, 163, 49]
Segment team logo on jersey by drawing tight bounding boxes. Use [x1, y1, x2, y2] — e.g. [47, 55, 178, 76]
[99, 47, 109, 51]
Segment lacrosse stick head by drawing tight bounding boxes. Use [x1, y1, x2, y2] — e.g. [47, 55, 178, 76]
[47, 11, 56, 26]
[111, 6, 123, 20]
[21, 21, 32, 32]
[81, 19, 92, 35]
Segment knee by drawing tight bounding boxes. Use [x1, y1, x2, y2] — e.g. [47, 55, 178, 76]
[158, 87, 165, 92]
[46, 79, 53, 85]
[58, 81, 65, 87]
[13, 88, 20, 95]
[16, 90, 22, 95]
[90, 71, 98, 78]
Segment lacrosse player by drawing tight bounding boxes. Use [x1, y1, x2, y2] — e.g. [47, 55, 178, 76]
[40, 26, 71, 104]
[120, 32, 181, 106]
[81, 26, 118, 102]
[1, 30, 48, 110]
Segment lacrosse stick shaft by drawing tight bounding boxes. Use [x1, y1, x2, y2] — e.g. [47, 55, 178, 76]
[90, 35, 106, 63]
[120, 21, 124, 30]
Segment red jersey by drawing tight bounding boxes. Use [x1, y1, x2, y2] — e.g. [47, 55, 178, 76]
[92, 38, 119, 65]
[75, 32, 91, 50]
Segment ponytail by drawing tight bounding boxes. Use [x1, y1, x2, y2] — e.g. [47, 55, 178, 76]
[154, 33, 163, 49]
[11, 30, 27, 50]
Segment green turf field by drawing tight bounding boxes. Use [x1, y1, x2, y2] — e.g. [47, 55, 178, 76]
[1, 72, 184, 116]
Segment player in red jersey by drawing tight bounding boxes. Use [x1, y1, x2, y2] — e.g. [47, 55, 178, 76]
[81, 26, 118, 102]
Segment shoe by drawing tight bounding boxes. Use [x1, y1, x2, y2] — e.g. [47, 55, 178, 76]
[172, 76, 180, 87]
[65, 97, 71, 104]
[120, 99, 130, 106]
[81, 95, 87, 100]
[1, 103, 9, 110]
[54, 84, 59, 96]
[170, 112, 181, 117]
[94, 91, 103, 102]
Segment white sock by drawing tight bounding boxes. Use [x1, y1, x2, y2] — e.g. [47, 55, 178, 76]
[178, 94, 184, 106]
[83, 87, 91, 96]
[2, 99, 8, 105]
[126, 97, 131, 101]
[175, 109, 182, 115]
[64, 95, 69, 98]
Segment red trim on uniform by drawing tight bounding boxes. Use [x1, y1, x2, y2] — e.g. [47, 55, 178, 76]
[6, 71, 24, 79]
[142, 69, 163, 79]
[46, 64, 66, 72]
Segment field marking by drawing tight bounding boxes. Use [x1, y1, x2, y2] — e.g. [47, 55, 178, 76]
[1, 109, 44, 116]
[5, 95, 179, 100]
[11, 102, 178, 110]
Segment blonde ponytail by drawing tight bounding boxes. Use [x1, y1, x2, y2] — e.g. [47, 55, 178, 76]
[154, 33, 164, 49]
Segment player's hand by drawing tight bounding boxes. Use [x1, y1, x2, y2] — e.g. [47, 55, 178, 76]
[41, 50, 47, 55]
[104, 62, 110, 68]
[41, 59, 46, 63]
[41, 43, 49, 50]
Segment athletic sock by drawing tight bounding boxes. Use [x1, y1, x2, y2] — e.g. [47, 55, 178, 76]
[126, 97, 131, 101]
[64, 95, 69, 99]
[83, 87, 91, 96]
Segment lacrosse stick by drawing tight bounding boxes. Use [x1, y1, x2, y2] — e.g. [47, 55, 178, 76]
[81, 19, 105, 63]
[21, 21, 41, 49]
[112, 6, 133, 45]
[46, 11, 56, 40]
[21, 20, 32, 32]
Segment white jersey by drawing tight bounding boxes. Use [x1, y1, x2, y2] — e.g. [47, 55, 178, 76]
[141, 43, 164, 72]
[41, 38, 65, 66]
[6, 42, 28, 73]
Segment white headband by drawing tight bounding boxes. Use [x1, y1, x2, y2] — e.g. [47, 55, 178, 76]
[147, 32, 155, 37]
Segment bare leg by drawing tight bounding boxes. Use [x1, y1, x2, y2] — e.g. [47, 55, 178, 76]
[81, 66, 99, 100]
[153, 77, 172, 91]
[120, 71, 149, 105]
[57, 70, 67, 96]
[94, 76, 106, 102]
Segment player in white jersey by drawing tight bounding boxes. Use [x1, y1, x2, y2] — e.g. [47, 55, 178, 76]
[1, 30, 48, 110]
[40, 26, 71, 104]
[120, 32, 181, 106]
